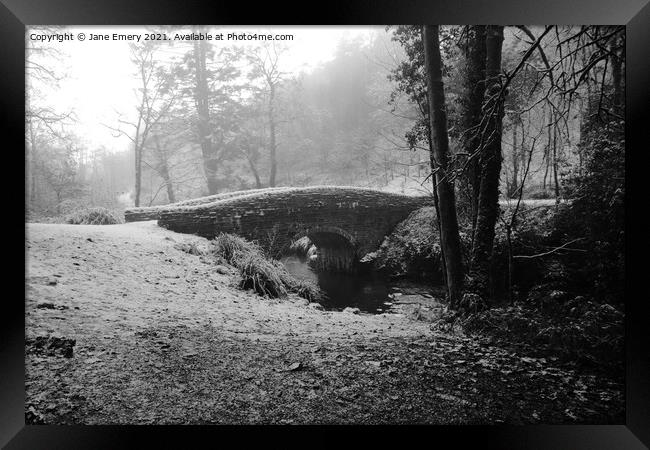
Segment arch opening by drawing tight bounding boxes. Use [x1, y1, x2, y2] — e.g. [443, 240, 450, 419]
[308, 231, 357, 273]
[288, 226, 359, 273]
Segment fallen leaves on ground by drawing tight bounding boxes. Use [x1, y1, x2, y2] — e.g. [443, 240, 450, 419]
[24, 222, 624, 425]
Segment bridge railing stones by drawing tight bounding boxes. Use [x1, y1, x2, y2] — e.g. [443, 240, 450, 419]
[124, 186, 289, 222]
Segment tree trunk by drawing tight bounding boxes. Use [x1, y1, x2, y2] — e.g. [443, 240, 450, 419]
[160, 164, 175, 204]
[28, 119, 37, 204]
[468, 25, 505, 300]
[510, 117, 519, 198]
[422, 25, 464, 307]
[552, 120, 560, 199]
[55, 191, 62, 214]
[135, 142, 142, 207]
[577, 98, 585, 176]
[246, 153, 263, 189]
[506, 224, 513, 304]
[610, 37, 623, 111]
[193, 39, 219, 195]
[519, 119, 527, 191]
[459, 25, 487, 231]
[543, 108, 551, 190]
[427, 132, 448, 289]
[549, 103, 560, 199]
[268, 81, 277, 187]
[153, 135, 175, 203]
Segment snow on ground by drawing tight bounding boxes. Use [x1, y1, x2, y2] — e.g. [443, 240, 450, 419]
[24, 221, 622, 425]
[26, 221, 431, 343]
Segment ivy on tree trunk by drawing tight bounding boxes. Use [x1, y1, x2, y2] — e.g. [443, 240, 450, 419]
[422, 25, 464, 307]
[459, 25, 487, 231]
[468, 25, 505, 301]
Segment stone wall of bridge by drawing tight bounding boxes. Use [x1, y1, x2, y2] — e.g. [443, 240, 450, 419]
[126, 186, 432, 270]
[155, 187, 431, 259]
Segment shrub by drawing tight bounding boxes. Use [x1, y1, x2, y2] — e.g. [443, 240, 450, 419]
[488, 204, 558, 298]
[461, 295, 624, 371]
[292, 279, 325, 303]
[555, 121, 625, 304]
[276, 263, 325, 302]
[213, 233, 262, 264]
[213, 233, 325, 301]
[268, 258, 325, 302]
[65, 207, 122, 225]
[57, 199, 88, 215]
[369, 206, 443, 280]
[370, 202, 562, 302]
[236, 252, 288, 298]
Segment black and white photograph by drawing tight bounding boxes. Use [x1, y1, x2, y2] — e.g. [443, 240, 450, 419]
[23, 23, 628, 427]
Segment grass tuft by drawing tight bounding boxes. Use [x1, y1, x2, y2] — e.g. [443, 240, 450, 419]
[213, 233, 262, 264]
[291, 279, 325, 303]
[212, 233, 325, 301]
[65, 207, 122, 225]
[236, 252, 288, 298]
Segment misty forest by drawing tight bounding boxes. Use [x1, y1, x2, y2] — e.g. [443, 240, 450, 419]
[26, 25, 625, 424]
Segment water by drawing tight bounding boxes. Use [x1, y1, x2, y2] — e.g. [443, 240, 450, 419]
[280, 254, 393, 313]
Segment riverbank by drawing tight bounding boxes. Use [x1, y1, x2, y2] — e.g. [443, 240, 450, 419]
[25, 221, 623, 424]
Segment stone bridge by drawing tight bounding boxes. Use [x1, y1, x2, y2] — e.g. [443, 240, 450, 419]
[125, 186, 432, 271]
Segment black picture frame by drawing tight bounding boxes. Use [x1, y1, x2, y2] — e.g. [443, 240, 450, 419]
[2, 0, 648, 448]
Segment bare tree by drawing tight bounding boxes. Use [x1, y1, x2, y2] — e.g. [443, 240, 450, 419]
[105, 42, 177, 207]
[26, 28, 74, 208]
[246, 43, 287, 187]
[35, 134, 83, 214]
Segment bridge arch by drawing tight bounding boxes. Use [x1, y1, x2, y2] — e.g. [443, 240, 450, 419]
[290, 225, 359, 250]
[289, 225, 359, 272]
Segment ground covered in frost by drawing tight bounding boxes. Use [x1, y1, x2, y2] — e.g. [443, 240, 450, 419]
[25, 221, 624, 424]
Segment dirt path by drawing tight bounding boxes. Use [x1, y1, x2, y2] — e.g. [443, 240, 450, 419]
[25, 222, 624, 424]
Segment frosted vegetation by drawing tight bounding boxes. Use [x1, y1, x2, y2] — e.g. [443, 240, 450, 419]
[24, 25, 625, 425]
